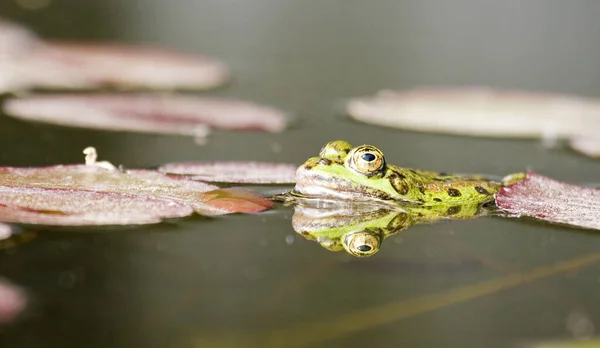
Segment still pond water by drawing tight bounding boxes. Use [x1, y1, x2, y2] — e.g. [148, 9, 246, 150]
[2, 1, 600, 347]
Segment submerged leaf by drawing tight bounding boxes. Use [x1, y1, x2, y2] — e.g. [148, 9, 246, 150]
[19, 41, 230, 91]
[0, 278, 26, 324]
[3, 94, 288, 135]
[159, 161, 297, 184]
[496, 171, 600, 230]
[346, 87, 600, 139]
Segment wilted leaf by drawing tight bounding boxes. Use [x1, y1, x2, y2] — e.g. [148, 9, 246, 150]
[0, 165, 274, 226]
[201, 188, 274, 212]
[19, 41, 230, 91]
[3, 94, 288, 135]
[0, 278, 26, 325]
[346, 87, 600, 139]
[496, 171, 600, 230]
[159, 161, 297, 184]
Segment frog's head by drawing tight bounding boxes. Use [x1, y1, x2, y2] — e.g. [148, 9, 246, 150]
[293, 140, 409, 204]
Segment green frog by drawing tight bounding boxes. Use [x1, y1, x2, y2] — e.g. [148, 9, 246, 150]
[288, 140, 523, 219]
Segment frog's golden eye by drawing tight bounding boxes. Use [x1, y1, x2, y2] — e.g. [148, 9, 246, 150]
[349, 145, 385, 175]
[342, 231, 381, 257]
[319, 140, 353, 160]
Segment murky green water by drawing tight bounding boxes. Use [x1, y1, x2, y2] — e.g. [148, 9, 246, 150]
[2, 1, 600, 347]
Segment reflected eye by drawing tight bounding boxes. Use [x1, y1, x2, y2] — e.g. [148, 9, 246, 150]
[349, 146, 385, 175]
[343, 231, 380, 257]
[357, 244, 372, 252]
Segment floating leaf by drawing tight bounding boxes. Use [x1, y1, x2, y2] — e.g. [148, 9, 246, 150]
[496, 171, 600, 230]
[0, 18, 39, 93]
[346, 87, 600, 139]
[0, 278, 26, 324]
[0, 186, 193, 226]
[0, 18, 37, 59]
[3, 94, 288, 135]
[19, 41, 230, 91]
[0, 164, 274, 226]
[570, 135, 600, 158]
[159, 161, 297, 184]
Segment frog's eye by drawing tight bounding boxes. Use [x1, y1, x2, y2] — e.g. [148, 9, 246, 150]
[319, 140, 353, 160]
[349, 145, 385, 175]
[342, 231, 381, 257]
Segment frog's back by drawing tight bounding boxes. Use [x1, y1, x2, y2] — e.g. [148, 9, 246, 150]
[390, 165, 502, 207]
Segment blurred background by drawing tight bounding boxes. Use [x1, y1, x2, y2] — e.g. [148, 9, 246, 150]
[1, 1, 600, 347]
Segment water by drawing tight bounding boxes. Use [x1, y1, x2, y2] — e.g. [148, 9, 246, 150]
[2, 1, 600, 347]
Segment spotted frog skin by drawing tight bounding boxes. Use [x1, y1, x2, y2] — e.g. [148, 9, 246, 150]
[291, 140, 523, 212]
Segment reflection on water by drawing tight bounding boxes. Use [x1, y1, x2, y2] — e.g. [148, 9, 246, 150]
[287, 197, 497, 257]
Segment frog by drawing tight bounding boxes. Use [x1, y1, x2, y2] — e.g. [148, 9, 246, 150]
[288, 140, 524, 217]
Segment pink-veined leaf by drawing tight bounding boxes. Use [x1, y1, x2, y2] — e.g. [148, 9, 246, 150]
[0, 165, 274, 226]
[159, 161, 297, 184]
[18, 41, 230, 91]
[3, 94, 288, 135]
[496, 171, 600, 230]
[0, 278, 26, 325]
[346, 87, 600, 139]
[0, 186, 194, 226]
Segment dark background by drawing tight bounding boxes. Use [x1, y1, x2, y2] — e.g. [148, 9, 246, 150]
[1, 1, 600, 347]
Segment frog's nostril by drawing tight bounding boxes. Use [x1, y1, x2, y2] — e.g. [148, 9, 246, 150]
[318, 158, 332, 166]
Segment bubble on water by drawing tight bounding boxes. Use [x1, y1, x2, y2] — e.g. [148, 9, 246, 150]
[285, 235, 295, 245]
[58, 271, 76, 289]
[566, 311, 595, 340]
[270, 142, 283, 154]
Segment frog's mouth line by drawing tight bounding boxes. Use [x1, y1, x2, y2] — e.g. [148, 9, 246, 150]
[290, 183, 417, 207]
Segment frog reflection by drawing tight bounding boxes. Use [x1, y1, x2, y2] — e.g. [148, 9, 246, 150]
[290, 200, 496, 257]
